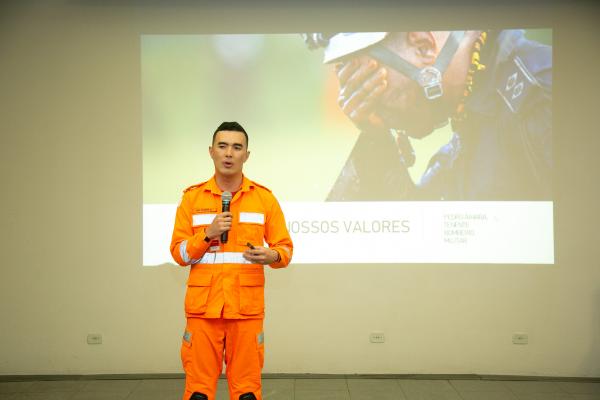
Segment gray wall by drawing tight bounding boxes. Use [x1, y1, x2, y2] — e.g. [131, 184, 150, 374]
[0, 1, 599, 377]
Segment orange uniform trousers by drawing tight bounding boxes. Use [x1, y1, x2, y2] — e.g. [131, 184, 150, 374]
[181, 317, 264, 400]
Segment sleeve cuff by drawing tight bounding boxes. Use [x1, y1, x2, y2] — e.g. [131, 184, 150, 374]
[187, 233, 210, 259]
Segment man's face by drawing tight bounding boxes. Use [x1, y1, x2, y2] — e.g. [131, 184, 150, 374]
[337, 32, 454, 138]
[376, 56, 437, 138]
[366, 53, 438, 138]
[209, 130, 249, 178]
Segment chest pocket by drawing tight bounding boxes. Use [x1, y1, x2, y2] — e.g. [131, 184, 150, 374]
[191, 213, 217, 235]
[236, 212, 265, 248]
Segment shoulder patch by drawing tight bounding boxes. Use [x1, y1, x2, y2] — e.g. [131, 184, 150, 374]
[183, 181, 208, 193]
[496, 56, 541, 114]
[496, 39, 551, 114]
[250, 180, 272, 192]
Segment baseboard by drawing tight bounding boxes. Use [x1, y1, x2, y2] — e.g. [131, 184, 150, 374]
[1, 373, 599, 383]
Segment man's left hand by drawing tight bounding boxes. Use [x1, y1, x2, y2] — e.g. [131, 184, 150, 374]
[243, 246, 279, 265]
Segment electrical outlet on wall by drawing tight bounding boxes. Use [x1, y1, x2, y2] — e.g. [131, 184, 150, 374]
[512, 332, 529, 345]
[87, 334, 102, 345]
[369, 332, 385, 343]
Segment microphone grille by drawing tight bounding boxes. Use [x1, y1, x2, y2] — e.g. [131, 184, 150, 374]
[222, 191, 233, 202]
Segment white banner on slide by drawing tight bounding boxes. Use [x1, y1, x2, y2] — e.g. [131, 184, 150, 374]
[143, 201, 554, 266]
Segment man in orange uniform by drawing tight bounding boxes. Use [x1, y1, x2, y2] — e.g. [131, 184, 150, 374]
[170, 121, 293, 400]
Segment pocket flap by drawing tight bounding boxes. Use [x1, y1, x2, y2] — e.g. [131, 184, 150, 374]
[239, 274, 265, 287]
[187, 273, 213, 287]
[192, 213, 217, 227]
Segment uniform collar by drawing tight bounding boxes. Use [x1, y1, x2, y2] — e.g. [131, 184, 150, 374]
[240, 175, 255, 193]
[205, 175, 254, 195]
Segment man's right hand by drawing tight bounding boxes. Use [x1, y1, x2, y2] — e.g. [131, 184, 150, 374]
[336, 57, 388, 132]
[204, 212, 233, 240]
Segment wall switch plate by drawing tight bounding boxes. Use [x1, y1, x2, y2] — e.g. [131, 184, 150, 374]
[369, 332, 385, 343]
[87, 334, 102, 345]
[512, 333, 528, 345]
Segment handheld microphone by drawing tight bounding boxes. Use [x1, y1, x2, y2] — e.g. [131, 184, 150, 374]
[221, 191, 232, 243]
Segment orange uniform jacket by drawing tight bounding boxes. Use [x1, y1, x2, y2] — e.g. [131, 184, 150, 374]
[170, 176, 293, 320]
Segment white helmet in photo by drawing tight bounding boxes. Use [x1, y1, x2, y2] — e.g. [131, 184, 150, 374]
[322, 32, 388, 63]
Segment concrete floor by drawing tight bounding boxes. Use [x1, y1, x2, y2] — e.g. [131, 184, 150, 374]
[1, 377, 600, 400]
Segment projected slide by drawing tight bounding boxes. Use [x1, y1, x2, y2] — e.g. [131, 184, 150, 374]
[143, 29, 553, 265]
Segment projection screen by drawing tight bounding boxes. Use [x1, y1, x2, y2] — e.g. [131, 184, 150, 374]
[142, 29, 553, 265]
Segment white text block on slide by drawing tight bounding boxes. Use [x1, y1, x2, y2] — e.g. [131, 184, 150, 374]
[143, 202, 554, 266]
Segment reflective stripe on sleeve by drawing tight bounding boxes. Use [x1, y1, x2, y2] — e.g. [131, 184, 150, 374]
[191, 252, 253, 265]
[179, 240, 191, 264]
[280, 246, 292, 257]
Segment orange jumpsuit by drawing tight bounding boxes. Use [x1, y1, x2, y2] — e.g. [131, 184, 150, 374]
[170, 176, 293, 400]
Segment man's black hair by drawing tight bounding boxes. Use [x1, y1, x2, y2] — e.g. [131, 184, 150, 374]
[213, 121, 248, 147]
